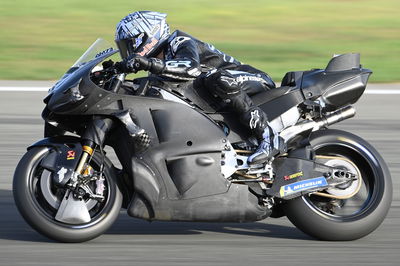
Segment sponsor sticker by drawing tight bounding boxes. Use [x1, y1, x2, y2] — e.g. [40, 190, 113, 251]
[249, 110, 260, 129]
[57, 167, 68, 183]
[95, 47, 114, 58]
[171, 36, 191, 53]
[138, 38, 158, 56]
[280, 177, 328, 197]
[66, 150, 76, 160]
[284, 171, 303, 181]
[165, 60, 192, 68]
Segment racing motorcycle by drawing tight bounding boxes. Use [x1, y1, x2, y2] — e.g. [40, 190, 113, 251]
[13, 39, 392, 242]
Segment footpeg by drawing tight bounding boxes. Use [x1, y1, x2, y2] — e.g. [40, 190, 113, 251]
[247, 162, 274, 178]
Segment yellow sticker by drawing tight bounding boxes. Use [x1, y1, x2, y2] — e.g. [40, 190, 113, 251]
[284, 171, 303, 181]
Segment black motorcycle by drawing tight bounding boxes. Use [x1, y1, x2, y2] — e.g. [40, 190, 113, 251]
[13, 39, 392, 242]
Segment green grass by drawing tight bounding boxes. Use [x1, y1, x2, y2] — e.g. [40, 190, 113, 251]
[0, 0, 399, 82]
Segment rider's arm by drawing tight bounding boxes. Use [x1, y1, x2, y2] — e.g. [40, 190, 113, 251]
[159, 35, 201, 80]
[124, 35, 202, 80]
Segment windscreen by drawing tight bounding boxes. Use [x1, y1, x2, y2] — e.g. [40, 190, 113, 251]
[72, 38, 117, 68]
[49, 38, 118, 93]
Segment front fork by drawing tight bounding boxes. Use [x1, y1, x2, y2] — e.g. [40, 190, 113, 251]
[75, 117, 114, 174]
[75, 140, 95, 174]
[53, 118, 113, 224]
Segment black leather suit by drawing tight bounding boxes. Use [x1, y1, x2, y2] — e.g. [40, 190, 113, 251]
[151, 30, 276, 139]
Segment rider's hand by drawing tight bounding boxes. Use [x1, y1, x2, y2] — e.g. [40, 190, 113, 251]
[115, 55, 165, 74]
[125, 55, 152, 73]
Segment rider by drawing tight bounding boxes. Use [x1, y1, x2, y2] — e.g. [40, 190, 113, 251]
[114, 11, 286, 164]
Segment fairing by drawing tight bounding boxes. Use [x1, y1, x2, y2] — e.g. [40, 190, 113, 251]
[41, 48, 373, 223]
[301, 54, 372, 111]
[46, 39, 118, 113]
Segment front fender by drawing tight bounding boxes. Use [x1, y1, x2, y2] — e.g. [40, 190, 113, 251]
[28, 136, 83, 186]
[28, 136, 82, 151]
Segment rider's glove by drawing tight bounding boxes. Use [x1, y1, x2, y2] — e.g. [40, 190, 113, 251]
[126, 55, 152, 73]
[120, 55, 165, 74]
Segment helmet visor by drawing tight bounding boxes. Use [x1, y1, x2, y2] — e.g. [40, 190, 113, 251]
[116, 33, 147, 59]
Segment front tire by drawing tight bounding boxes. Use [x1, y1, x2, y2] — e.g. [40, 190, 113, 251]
[13, 147, 122, 242]
[284, 129, 392, 241]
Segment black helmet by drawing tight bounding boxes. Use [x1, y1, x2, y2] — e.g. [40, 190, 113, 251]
[115, 11, 170, 59]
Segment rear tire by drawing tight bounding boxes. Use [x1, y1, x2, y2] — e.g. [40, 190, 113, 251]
[284, 129, 392, 241]
[13, 147, 122, 242]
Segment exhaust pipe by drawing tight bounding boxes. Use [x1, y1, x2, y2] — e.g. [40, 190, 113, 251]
[280, 105, 356, 142]
[315, 105, 356, 128]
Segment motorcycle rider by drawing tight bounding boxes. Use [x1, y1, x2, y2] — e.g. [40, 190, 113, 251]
[115, 11, 286, 164]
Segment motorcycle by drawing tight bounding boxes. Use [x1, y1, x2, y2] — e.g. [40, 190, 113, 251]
[13, 38, 392, 242]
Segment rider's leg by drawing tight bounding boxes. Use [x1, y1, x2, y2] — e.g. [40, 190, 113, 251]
[242, 107, 286, 164]
[203, 69, 286, 163]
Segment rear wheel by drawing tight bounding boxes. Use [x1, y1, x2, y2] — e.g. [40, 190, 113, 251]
[284, 129, 392, 241]
[13, 147, 122, 242]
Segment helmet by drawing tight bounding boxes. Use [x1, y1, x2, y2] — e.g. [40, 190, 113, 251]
[115, 11, 170, 59]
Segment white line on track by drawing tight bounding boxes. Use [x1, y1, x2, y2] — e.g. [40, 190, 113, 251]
[1, 87, 400, 95]
[364, 89, 400, 95]
[0, 87, 50, 92]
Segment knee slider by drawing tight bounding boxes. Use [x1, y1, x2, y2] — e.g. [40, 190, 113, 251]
[205, 69, 240, 98]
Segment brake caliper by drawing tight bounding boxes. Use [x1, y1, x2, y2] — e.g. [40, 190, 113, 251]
[69, 165, 106, 202]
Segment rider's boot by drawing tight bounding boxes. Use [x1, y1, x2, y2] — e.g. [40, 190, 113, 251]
[247, 125, 286, 164]
[242, 108, 287, 164]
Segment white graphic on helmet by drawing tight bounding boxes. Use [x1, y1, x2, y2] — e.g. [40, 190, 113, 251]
[115, 11, 170, 57]
[134, 33, 145, 49]
[115, 11, 168, 40]
[249, 110, 260, 129]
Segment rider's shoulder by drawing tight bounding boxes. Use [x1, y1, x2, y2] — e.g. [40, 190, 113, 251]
[168, 30, 195, 40]
[168, 30, 198, 53]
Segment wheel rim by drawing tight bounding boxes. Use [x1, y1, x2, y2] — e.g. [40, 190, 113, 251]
[28, 148, 112, 228]
[302, 142, 382, 221]
[312, 155, 363, 199]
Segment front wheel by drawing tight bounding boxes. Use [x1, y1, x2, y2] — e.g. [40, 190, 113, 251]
[284, 129, 392, 241]
[13, 147, 122, 242]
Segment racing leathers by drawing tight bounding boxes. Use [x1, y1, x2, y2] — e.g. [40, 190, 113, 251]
[123, 30, 285, 163]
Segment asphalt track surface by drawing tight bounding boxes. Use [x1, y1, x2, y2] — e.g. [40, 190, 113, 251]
[0, 82, 399, 266]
